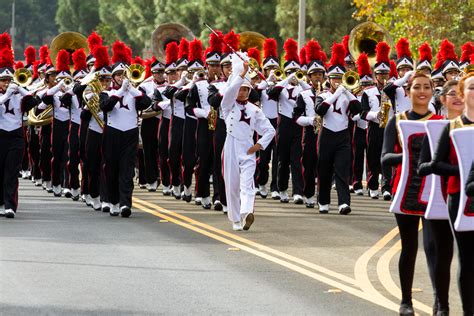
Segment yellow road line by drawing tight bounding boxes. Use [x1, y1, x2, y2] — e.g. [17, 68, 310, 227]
[132, 199, 400, 313]
[134, 197, 357, 286]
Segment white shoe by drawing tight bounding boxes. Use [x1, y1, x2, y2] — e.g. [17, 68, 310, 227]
[85, 194, 93, 206]
[293, 194, 304, 204]
[369, 190, 379, 199]
[338, 203, 352, 215]
[101, 202, 110, 213]
[34, 178, 42, 186]
[147, 181, 158, 192]
[162, 185, 172, 196]
[222, 205, 228, 214]
[120, 205, 132, 217]
[21, 171, 27, 179]
[305, 196, 315, 208]
[213, 200, 223, 211]
[45, 181, 53, 193]
[5, 209, 15, 218]
[91, 196, 101, 210]
[209, 175, 213, 184]
[232, 221, 243, 231]
[63, 188, 72, 198]
[195, 197, 202, 205]
[280, 191, 289, 203]
[71, 188, 80, 200]
[172, 186, 181, 199]
[318, 203, 329, 213]
[110, 204, 120, 216]
[355, 189, 364, 196]
[201, 196, 211, 209]
[258, 185, 268, 198]
[0, 205, 5, 216]
[383, 190, 392, 201]
[52, 185, 62, 197]
[184, 186, 192, 196]
[271, 191, 280, 200]
[26, 170, 31, 178]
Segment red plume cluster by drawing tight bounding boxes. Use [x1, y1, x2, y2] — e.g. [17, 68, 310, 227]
[32, 61, 40, 79]
[14, 61, 24, 70]
[396, 38, 411, 58]
[341, 35, 350, 56]
[24, 46, 36, 65]
[434, 48, 444, 69]
[188, 38, 203, 62]
[320, 50, 328, 65]
[247, 47, 261, 66]
[283, 38, 299, 63]
[111, 40, 132, 64]
[94, 46, 110, 69]
[72, 48, 87, 71]
[263, 38, 278, 59]
[133, 56, 145, 66]
[0, 33, 12, 50]
[299, 46, 307, 65]
[209, 31, 223, 53]
[39, 45, 49, 64]
[223, 30, 239, 54]
[418, 42, 432, 62]
[56, 49, 70, 72]
[329, 42, 345, 67]
[178, 38, 189, 60]
[357, 53, 371, 77]
[144, 56, 156, 78]
[0, 47, 14, 69]
[389, 60, 398, 79]
[305, 40, 321, 62]
[166, 42, 179, 65]
[88, 32, 103, 55]
[375, 41, 390, 64]
[439, 39, 458, 61]
[460, 42, 473, 63]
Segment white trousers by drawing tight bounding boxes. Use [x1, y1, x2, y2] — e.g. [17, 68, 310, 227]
[222, 135, 256, 223]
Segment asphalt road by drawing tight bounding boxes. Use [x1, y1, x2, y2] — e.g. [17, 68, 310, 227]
[0, 179, 463, 315]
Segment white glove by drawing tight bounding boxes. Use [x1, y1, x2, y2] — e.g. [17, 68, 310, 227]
[235, 51, 249, 62]
[121, 78, 130, 91]
[267, 70, 276, 83]
[181, 71, 188, 80]
[6, 83, 19, 95]
[394, 70, 414, 87]
[333, 84, 346, 98]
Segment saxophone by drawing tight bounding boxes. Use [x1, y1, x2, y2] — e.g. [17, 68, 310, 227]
[208, 107, 217, 131]
[378, 80, 392, 128]
[82, 73, 105, 129]
[313, 81, 322, 134]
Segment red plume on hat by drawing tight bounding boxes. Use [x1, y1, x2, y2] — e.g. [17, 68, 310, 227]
[88, 32, 103, 55]
[247, 47, 261, 66]
[178, 38, 189, 60]
[165, 42, 179, 65]
[434, 48, 444, 69]
[342, 35, 350, 56]
[223, 30, 240, 54]
[470, 53, 474, 65]
[72, 48, 87, 71]
[93, 46, 110, 69]
[144, 57, 155, 78]
[305, 40, 321, 62]
[39, 45, 49, 64]
[133, 56, 145, 66]
[299, 46, 307, 66]
[357, 53, 371, 77]
[111, 40, 132, 64]
[14, 61, 24, 70]
[188, 38, 203, 63]
[320, 50, 328, 65]
[375, 41, 390, 64]
[396, 38, 411, 59]
[209, 30, 223, 54]
[0, 33, 12, 50]
[0, 47, 14, 69]
[439, 39, 458, 62]
[460, 42, 474, 63]
[389, 60, 398, 79]
[56, 49, 70, 72]
[284, 38, 299, 63]
[263, 38, 278, 59]
[329, 42, 345, 67]
[418, 42, 432, 62]
[24, 46, 36, 66]
[32, 60, 40, 79]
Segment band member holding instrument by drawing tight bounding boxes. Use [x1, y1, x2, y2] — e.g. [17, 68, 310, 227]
[315, 43, 361, 215]
[381, 72, 443, 316]
[431, 73, 474, 315]
[0, 40, 39, 218]
[294, 40, 325, 208]
[99, 41, 151, 217]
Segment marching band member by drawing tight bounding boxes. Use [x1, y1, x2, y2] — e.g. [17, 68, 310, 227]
[256, 38, 280, 200]
[431, 73, 474, 315]
[381, 72, 443, 316]
[360, 41, 393, 200]
[267, 38, 308, 204]
[439, 39, 461, 81]
[99, 41, 151, 217]
[221, 58, 275, 231]
[342, 35, 356, 72]
[459, 42, 473, 72]
[0, 43, 39, 218]
[294, 40, 325, 208]
[315, 43, 361, 214]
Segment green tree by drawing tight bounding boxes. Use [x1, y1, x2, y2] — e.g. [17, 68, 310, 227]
[56, 0, 100, 34]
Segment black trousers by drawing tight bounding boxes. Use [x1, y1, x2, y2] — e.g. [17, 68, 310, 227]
[28, 126, 41, 180]
[169, 116, 184, 187]
[448, 193, 474, 314]
[21, 126, 29, 172]
[137, 148, 146, 185]
[257, 117, 278, 192]
[158, 117, 171, 187]
[213, 118, 226, 205]
[79, 120, 89, 195]
[302, 126, 317, 198]
[104, 127, 138, 207]
[0, 129, 23, 211]
[51, 119, 69, 187]
[352, 126, 367, 190]
[277, 116, 303, 195]
[68, 122, 80, 190]
[86, 129, 108, 201]
[317, 127, 351, 206]
[196, 118, 213, 198]
[182, 116, 197, 190]
[140, 117, 159, 184]
[367, 122, 391, 192]
[39, 124, 52, 182]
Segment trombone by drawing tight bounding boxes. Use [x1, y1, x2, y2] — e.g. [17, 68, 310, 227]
[13, 68, 33, 87]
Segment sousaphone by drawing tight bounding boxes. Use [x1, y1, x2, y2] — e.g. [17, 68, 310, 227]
[349, 21, 392, 66]
[151, 23, 194, 61]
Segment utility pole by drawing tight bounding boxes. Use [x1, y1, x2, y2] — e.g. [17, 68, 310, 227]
[298, 0, 306, 50]
[10, 1, 16, 49]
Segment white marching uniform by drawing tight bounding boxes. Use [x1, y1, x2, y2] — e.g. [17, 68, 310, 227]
[221, 75, 275, 223]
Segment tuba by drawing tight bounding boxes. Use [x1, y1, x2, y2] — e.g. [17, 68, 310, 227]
[151, 23, 194, 61]
[50, 32, 90, 71]
[349, 22, 392, 67]
[239, 31, 266, 52]
[83, 72, 105, 129]
[27, 103, 53, 126]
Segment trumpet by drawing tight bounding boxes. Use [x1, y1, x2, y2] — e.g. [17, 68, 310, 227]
[342, 71, 361, 94]
[295, 70, 305, 81]
[125, 63, 146, 85]
[274, 68, 285, 80]
[13, 68, 33, 87]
